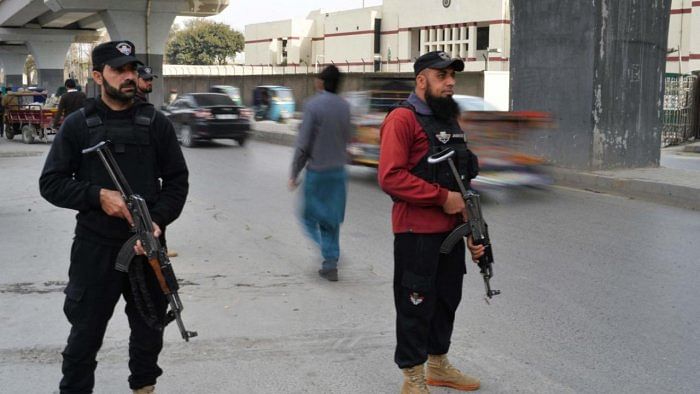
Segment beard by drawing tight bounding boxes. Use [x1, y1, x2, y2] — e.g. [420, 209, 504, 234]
[425, 86, 460, 122]
[103, 77, 136, 103]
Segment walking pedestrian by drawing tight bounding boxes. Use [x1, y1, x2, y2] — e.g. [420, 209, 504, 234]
[51, 78, 86, 128]
[289, 65, 353, 281]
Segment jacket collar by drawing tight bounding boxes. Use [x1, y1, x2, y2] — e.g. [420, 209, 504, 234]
[407, 92, 432, 116]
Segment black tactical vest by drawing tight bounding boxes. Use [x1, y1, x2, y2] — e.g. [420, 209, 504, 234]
[398, 102, 479, 192]
[80, 99, 160, 204]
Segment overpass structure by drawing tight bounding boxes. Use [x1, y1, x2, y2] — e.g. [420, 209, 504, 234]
[0, 0, 229, 104]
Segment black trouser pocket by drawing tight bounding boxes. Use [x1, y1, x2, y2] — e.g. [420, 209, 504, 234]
[63, 282, 86, 325]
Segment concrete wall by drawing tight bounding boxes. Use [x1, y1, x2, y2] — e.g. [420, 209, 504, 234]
[511, 0, 672, 170]
[162, 71, 484, 109]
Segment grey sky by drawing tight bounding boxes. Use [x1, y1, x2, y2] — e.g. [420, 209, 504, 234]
[175, 0, 384, 31]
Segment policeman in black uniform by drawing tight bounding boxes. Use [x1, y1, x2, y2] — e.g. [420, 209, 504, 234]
[39, 41, 189, 394]
[135, 65, 157, 103]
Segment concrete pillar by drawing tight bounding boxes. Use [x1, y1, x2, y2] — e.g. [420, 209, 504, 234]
[510, 0, 672, 170]
[27, 40, 72, 92]
[0, 52, 28, 89]
[101, 9, 177, 107]
[467, 25, 476, 61]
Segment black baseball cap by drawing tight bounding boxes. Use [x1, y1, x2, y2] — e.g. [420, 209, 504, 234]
[137, 65, 158, 80]
[92, 40, 143, 69]
[414, 51, 465, 76]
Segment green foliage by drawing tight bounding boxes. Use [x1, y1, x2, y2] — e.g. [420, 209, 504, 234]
[166, 19, 244, 65]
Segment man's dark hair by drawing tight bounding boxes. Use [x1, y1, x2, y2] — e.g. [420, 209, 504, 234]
[64, 79, 77, 89]
[92, 64, 104, 73]
[318, 65, 342, 93]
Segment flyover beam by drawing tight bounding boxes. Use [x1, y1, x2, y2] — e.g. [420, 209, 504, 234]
[0, 0, 48, 27]
[27, 39, 73, 91]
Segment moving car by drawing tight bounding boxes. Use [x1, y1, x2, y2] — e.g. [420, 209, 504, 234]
[345, 90, 553, 188]
[163, 93, 252, 147]
[453, 95, 553, 188]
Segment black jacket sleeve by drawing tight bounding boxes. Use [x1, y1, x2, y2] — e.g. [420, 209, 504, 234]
[53, 95, 66, 126]
[39, 112, 102, 211]
[148, 111, 189, 228]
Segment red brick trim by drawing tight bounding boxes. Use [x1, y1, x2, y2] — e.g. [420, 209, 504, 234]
[325, 30, 374, 38]
[245, 38, 273, 44]
[670, 8, 691, 14]
[693, 1, 700, 6]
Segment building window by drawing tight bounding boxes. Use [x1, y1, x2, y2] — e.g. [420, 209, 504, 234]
[476, 26, 489, 50]
[419, 24, 469, 58]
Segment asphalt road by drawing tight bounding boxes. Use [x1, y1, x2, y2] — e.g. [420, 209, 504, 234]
[1, 138, 699, 393]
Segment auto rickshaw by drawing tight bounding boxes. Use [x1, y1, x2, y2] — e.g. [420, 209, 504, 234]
[251, 85, 295, 122]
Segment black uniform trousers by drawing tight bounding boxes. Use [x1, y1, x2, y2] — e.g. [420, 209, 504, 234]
[394, 232, 466, 369]
[60, 237, 167, 393]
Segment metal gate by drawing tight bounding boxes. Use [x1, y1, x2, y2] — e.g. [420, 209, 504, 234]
[662, 74, 697, 146]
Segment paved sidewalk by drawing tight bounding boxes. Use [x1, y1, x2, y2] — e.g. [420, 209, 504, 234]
[250, 123, 700, 210]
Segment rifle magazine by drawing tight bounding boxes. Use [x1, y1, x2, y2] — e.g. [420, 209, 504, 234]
[115, 234, 140, 272]
[440, 222, 471, 254]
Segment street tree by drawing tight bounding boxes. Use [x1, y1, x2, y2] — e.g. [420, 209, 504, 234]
[166, 19, 244, 65]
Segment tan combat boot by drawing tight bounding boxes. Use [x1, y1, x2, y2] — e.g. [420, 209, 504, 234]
[133, 385, 155, 394]
[401, 364, 430, 394]
[426, 354, 480, 391]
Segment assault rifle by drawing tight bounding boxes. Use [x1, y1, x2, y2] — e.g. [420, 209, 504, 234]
[83, 141, 197, 341]
[427, 148, 501, 302]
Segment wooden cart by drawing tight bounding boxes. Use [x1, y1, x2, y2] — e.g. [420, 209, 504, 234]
[3, 92, 58, 144]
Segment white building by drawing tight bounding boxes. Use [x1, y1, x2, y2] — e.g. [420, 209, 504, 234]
[245, 0, 700, 76]
[244, 0, 510, 73]
[667, 0, 700, 74]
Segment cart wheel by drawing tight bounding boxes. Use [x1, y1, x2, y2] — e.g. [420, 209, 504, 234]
[22, 125, 36, 144]
[4, 124, 14, 140]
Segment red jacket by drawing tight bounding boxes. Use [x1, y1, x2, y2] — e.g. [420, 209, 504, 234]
[378, 102, 459, 234]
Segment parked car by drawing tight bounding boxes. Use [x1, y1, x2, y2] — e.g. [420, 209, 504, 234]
[163, 93, 252, 147]
[209, 85, 243, 106]
[251, 85, 295, 122]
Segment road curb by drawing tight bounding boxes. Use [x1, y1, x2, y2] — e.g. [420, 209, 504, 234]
[550, 167, 700, 210]
[250, 129, 296, 147]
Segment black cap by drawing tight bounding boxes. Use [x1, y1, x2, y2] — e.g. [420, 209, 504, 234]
[92, 40, 143, 69]
[137, 65, 158, 80]
[414, 51, 465, 76]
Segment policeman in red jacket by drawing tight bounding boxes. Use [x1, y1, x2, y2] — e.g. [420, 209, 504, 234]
[378, 51, 485, 393]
